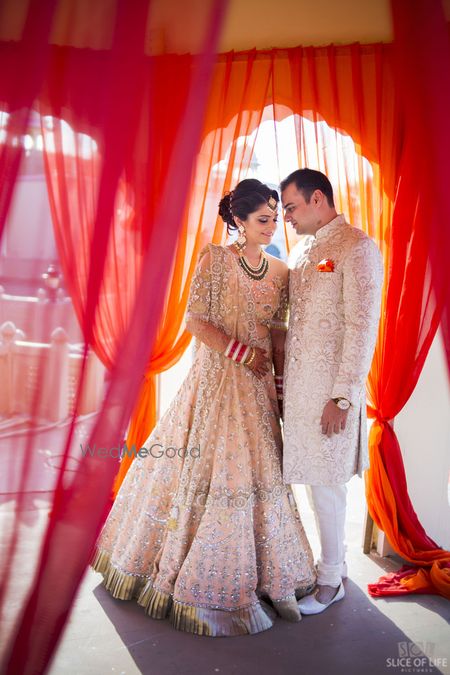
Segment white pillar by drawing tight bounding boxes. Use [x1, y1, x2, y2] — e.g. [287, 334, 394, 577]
[44, 327, 69, 422]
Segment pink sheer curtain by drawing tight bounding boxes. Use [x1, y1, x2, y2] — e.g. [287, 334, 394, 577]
[40, 119, 139, 369]
[0, 0, 57, 240]
[0, 1, 227, 673]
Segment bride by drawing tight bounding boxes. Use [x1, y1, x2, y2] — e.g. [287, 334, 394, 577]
[91, 178, 315, 636]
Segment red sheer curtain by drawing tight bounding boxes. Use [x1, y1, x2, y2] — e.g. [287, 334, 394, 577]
[0, 1, 227, 673]
[41, 123, 137, 369]
[203, 44, 450, 598]
[0, 0, 57, 240]
[364, 0, 450, 600]
[112, 43, 450, 602]
[1, 9, 449, 674]
[115, 43, 395, 491]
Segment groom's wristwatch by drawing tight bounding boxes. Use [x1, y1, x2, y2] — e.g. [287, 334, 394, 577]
[332, 397, 351, 411]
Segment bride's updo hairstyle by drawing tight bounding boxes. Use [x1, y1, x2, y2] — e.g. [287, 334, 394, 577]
[218, 179, 279, 236]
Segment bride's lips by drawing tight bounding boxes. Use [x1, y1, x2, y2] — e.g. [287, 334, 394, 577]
[262, 233, 273, 238]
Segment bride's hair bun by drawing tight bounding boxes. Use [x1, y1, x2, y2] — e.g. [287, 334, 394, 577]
[218, 192, 233, 228]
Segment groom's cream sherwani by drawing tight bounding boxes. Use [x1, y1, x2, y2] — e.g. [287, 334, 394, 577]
[283, 214, 383, 486]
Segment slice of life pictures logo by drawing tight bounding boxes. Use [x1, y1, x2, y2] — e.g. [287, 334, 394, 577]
[386, 641, 448, 672]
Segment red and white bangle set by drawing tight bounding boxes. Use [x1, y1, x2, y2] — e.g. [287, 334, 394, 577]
[224, 338, 255, 366]
[275, 375, 284, 400]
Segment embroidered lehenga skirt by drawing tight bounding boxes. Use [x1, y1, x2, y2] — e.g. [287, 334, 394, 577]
[91, 244, 315, 636]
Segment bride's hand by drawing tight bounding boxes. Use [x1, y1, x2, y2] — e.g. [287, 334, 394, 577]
[246, 347, 270, 379]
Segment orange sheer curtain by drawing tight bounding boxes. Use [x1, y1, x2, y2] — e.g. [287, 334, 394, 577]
[114, 50, 277, 492]
[115, 42, 450, 599]
[41, 119, 137, 369]
[116, 44, 397, 491]
[271, 44, 396, 252]
[269, 43, 450, 598]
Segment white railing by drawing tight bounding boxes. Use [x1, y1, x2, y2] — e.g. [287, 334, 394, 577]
[0, 321, 105, 422]
[0, 285, 83, 343]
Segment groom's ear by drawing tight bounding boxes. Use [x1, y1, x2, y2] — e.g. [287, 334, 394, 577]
[312, 189, 324, 207]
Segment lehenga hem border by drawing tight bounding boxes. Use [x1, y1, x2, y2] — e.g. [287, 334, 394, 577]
[170, 597, 273, 636]
[91, 548, 145, 599]
[90, 547, 274, 636]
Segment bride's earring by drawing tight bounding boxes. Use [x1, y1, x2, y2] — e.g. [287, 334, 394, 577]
[236, 224, 247, 252]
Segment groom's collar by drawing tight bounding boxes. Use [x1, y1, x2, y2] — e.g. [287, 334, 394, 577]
[314, 214, 346, 240]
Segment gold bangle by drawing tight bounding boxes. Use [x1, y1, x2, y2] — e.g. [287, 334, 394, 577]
[245, 348, 256, 367]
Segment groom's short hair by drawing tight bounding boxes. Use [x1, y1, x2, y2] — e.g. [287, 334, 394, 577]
[280, 169, 335, 207]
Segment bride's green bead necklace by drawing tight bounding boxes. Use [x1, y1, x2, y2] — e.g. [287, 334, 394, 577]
[233, 241, 269, 280]
[230, 194, 276, 281]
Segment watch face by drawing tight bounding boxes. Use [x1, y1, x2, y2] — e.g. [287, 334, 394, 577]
[337, 399, 350, 410]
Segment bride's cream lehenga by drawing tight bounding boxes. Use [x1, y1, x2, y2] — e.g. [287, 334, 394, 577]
[91, 243, 315, 636]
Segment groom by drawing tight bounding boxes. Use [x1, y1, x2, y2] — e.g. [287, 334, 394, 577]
[280, 169, 383, 614]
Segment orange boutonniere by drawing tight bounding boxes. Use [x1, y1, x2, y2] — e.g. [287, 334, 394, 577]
[317, 258, 335, 272]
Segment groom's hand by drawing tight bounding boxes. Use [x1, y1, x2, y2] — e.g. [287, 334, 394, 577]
[320, 400, 349, 437]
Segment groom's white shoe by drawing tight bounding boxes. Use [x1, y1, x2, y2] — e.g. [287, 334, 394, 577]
[298, 582, 345, 615]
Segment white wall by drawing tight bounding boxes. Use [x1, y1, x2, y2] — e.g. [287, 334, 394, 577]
[395, 329, 450, 550]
